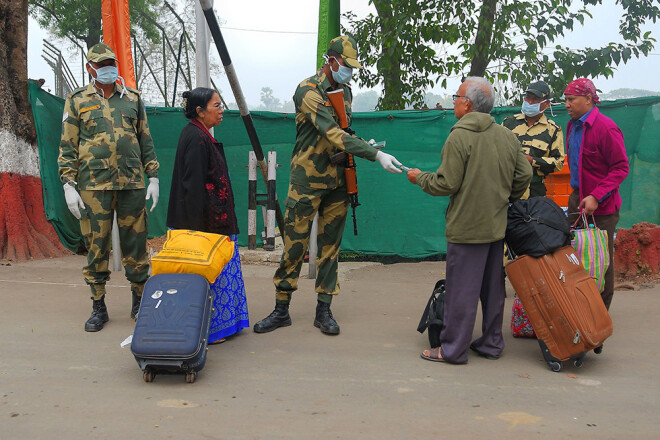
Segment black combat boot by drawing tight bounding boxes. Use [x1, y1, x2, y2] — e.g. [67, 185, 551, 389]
[130, 291, 142, 320]
[85, 297, 109, 332]
[253, 303, 292, 333]
[314, 301, 340, 335]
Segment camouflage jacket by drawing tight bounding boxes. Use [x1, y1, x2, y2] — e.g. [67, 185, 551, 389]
[58, 83, 159, 190]
[290, 69, 378, 190]
[502, 113, 565, 182]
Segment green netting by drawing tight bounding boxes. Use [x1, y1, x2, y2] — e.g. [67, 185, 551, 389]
[28, 81, 660, 258]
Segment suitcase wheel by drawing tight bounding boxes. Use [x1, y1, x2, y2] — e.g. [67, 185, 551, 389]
[548, 361, 562, 372]
[143, 369, 155, 383]
[573, 359, 584, 368]
[185, 371, 197, 383]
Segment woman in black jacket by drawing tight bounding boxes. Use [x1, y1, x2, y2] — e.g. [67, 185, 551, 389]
[167, 87, 248, 343]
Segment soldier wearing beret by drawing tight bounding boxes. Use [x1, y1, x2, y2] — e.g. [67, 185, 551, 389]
[253, 36, 402, 335]
[58, 43, 160, 332]
[502, 81, 565, 198]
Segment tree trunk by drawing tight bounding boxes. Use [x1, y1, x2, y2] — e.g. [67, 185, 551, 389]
[468, 0, 497, 77]
[0, 0, 70, 260]
[374, 0, 404, 110]
[84, 2, 102, 50]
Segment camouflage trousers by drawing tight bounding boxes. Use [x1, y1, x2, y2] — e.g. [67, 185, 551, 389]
[79, 189, 149, 300]
[529, 176, 547, 198]
[273, 184, 349, 302]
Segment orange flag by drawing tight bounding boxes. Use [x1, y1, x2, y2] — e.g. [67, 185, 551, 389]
[101, 0, 137, 89]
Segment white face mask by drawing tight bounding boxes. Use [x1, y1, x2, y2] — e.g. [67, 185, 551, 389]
[329, 57, 353, 84]
[90, 64, 118, 85]
[521, 100, 547, 117]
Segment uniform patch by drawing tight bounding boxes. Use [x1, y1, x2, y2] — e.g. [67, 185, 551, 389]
[80, 104, 101, 113]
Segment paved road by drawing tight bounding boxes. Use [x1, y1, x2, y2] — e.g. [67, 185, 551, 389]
[1, 255, 658, 439]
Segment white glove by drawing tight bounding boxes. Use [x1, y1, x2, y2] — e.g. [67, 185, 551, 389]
[375, 150, 403, 174]
[63, 182, 85, 220]
[145, 177, 159, 212]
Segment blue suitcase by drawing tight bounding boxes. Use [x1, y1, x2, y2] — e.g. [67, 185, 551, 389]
[131, 273, 213, 383]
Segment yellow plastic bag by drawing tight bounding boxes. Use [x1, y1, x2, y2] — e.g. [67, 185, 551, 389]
[151, 230, 235, 283]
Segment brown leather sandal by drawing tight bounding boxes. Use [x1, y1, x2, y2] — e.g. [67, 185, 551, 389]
[420, 347, 445, 362]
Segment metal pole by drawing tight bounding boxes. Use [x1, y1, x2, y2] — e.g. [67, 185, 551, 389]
[112, 212, 122, 272]
[171, 32, 185, 107]
[248, 152, 257, 250]
[164, 1, 194, 89]
[265, 151, 277, 251]
[195, 0, 211, 88]
[134, 39, 167, 102]
[132, 33, 139, 86]
[57, 55, 63, 97]
[138, 11, 191, 92]
[183, 35, 193, 90]
[198, 0, 285, 234]
[162, 29, 168, 106]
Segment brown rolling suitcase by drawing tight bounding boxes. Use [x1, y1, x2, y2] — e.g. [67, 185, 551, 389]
[505, 246, 613, 372]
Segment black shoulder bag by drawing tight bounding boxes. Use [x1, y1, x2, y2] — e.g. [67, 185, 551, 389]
[416, 279, 446, 348]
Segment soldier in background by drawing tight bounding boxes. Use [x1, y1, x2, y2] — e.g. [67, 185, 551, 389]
[58, 43, 160, 332]
[253, 36, 402, 335]
[502, 81, 565, 198]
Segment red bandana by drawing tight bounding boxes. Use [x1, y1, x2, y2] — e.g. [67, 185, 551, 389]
[564, 78, 600, 104]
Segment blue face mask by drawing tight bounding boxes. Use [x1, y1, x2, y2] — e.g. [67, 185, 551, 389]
[330, 58, 353, 84]
[90, 65, 118, 85]
[521, 100, 545, 117]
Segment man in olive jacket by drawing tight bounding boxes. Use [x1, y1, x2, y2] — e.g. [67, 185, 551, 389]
[407, 77, 532, 364]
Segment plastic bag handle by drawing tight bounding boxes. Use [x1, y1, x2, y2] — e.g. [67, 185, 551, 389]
[571, 212, 598, 229]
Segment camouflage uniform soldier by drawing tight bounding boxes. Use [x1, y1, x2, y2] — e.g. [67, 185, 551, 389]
[502, 81, 565, 198]
[253, 36, 403, 335]
[58, 43, 160, 332]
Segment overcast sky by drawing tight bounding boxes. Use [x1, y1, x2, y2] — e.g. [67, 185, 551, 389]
[28, 0, 660, 106]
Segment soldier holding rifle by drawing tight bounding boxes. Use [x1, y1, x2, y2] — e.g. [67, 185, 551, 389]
[253, 36, 402, 336]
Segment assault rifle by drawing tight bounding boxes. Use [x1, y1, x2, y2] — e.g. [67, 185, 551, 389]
[326, 89, 360, 235]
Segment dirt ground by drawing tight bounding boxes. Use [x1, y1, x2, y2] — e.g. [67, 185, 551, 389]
[1, 253, 659, 439]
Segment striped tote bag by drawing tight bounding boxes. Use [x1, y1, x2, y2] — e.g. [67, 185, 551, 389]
[571, 214, 610, 292]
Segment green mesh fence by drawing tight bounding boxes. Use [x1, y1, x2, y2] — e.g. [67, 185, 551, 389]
[29, 81, 660, 257]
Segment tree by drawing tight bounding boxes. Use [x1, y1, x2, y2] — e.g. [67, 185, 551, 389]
[259, 87, 282, 111]
[345, 0, 660, 110]
[29, 0, 161, 51]
[601, 87, 660, 99]
[352, 90, 380, 111]
[29, 0, 225, 106]
[423, 92, 453, 109]
[0, 0, 68, 260]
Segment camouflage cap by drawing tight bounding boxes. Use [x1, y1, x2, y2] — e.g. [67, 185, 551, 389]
[525, 81, 550, 99]
[328, 36, 362, 69]
[87, 43, 117, 63]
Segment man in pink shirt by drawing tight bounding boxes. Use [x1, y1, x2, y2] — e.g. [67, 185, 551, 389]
[564, 78, 629, 321]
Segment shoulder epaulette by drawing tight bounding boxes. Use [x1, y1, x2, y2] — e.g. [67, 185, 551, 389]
[502, 115, 518, 126]
[69, 86, 87, 97]
[546, 118, 561, 129]
[123, 86, 141, 96]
